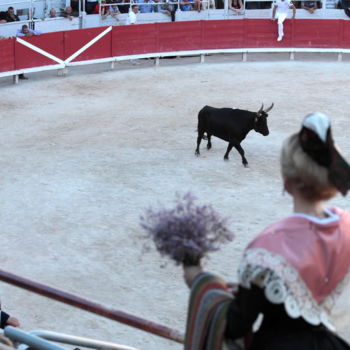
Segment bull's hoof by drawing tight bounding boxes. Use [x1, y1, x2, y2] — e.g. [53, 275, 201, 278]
[207, 145, 211, 150]
[243, 163, 249, 168]
[195, 151, 200, 156]
[224, 156, 229, 161]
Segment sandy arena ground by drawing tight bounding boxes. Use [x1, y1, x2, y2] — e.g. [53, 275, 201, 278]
[1, 53, 350, 350]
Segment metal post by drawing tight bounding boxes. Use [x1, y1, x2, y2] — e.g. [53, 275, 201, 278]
[200, 54, 205, 63]
[13, 75, 19, 84]
[155, 57, 160, 66]
[290, 51, 294, 60]
[338, 52, 342, 62]
[242, 52, 247, 61]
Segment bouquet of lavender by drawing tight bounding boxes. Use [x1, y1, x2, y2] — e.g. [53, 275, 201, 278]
[140, 192, 234, 266]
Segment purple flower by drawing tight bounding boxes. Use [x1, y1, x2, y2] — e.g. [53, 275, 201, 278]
[140, 192, 234, 266]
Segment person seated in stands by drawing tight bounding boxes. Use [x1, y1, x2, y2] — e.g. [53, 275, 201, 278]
[16, 23, 42, 80]
[126, 4, 139, 24]
[138, 0, 156, 13]
[107, 3, 121, 19]
[158, 0, 178, 21]
[229, 0, 243, 13]
[301, 0, 318, 13]
[48, 8, 57, 18]
[5, 7, 20, 22]
[180, 0, 194, 10]
[152, 0, 162, 12]
[340, 0, 350, 16]
[192, 0, 202, 11]
[16, 24, 41, 37]
[61, 6, 77, 20]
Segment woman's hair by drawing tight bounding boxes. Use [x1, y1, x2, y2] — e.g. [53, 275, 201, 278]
[280, 133, 338, 201]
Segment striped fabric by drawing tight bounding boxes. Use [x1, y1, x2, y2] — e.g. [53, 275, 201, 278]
[184, 272, 233, 350]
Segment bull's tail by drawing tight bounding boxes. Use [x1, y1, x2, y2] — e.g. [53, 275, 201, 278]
[197, 107, 208, 136]
[195, 128, 208, 140]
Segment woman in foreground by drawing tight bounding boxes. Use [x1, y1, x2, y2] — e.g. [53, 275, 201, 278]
[184, 112, 350, 350]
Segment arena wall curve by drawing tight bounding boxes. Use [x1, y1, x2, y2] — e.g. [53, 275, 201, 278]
[1, 19, 350, 82]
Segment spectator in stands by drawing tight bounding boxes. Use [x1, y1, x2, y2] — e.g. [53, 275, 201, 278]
[108, 3, 121, 19]
[272, 0, 296, 42]
[229, 0, 243, 13]
[138, 0, 155, 13]
[126, 4, 139, 24]
[5, 7, 20, 22]
[86, 0, 99, 14]
[61, 6, 77, 20]
[301, 0, 318, 12]
[180, 0, 194, 10]
[340, 0, 350, 15]
[152, 0, 162, 11]
[16, 24, 42, 37]
[16, 24, 41, 79]
[192, 0, 202, 11]
[126, 5, 139, 65]
[48, 8, 57, 18]
[159, 0, 178, 20]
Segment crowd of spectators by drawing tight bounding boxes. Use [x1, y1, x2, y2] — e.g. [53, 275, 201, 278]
[0, 0, 348, 30]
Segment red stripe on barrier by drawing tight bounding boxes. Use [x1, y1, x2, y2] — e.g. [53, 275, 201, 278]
[341, 20, 350, 47]
[157, 21, 202, 52]
[112, 23, 157, 56]
[203, 20, 245, 49]
[293, 19, 342, 48]
[0, 37, 15, 73]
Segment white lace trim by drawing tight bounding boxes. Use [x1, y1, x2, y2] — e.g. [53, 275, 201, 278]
[239, 248, 340, 331]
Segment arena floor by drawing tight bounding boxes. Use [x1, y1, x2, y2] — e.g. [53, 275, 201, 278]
[1, 53, 350, 350]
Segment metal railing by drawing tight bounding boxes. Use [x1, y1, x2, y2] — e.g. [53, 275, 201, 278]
[0, 269, 185, 344]
[2, 327, 139, 350]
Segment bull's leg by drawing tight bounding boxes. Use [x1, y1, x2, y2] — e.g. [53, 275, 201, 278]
[224, 142, 234, 160]
[207, 134, 212, 150]
[233, 143, 248, 167]
[195, 131, 204, 156]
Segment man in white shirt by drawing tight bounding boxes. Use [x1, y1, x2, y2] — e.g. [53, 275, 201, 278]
[272, 0, 296, 42]
[126, 4, 139, 24]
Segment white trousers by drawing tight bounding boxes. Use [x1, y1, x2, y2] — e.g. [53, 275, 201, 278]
[276, 12, 287, 37]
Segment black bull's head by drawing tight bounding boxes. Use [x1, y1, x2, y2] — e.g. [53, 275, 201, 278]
[254, 103, 274, 136]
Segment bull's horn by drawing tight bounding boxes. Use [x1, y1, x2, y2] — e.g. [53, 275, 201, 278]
[264, 103, 274, 113]
[257, 103, 264, 114]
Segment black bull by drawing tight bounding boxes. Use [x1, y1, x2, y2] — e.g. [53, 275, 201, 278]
[195, 103, 274, 167]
